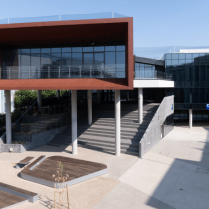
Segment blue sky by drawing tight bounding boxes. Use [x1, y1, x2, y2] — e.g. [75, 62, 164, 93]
[0, 0, 208, 48]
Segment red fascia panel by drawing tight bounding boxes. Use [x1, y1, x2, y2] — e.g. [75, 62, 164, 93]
[0, 78, 132, 90]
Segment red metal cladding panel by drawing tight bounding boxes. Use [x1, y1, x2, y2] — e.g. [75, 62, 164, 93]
[0, 17, 134, 90]
[0, 78, 132, 90]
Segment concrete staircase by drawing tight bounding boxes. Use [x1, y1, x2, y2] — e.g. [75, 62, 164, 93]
[48, 103, 159, 155]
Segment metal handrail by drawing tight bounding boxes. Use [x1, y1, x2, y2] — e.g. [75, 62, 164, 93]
[0, 100, 37, 142]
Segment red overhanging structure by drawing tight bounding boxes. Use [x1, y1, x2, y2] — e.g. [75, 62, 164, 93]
[0, 17, 134, 90]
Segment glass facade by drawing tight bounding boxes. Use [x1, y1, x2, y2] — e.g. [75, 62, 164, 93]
[135, 63, 171, 80]
[1, 44, 126, 79]
[165, 53, 209, 121]
[135, 63, 155, 78]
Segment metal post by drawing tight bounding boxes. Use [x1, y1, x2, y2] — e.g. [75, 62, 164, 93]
[100, 66, 103, 77]
[115, 90, 120, 156]
[71, 90, 77, 155]
[189, 109, 192, 129]
[9, 68, 11, 79]
[18, 67, 21, 79]
[90, 66, 92, 77]
[68, 66, 71, 77]
[58, 67, 61, 78]
[29, 67, 31, 78]
[5, 90, 12, 144]
[79, 66, 82, 78]
[138, 88, 143, 124]
[38, 67, 40, 78]
[48, 67, 50, 78]
[88, 90, 92, 125]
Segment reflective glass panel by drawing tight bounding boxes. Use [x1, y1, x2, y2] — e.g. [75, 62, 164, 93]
[51, 53, 61, 66]
[116, 52, 125, 68]
[193, 53, 199, 59]
[83, 47, 93, 52]
[165, 60, 172, 66]
[72, 53, 82, 66]
[116, 71, 125, 78]
[172, 60, 178, 65]
[165, 54, 171, 59]
[72, 47, 82, 52]
[105, 46, 115, 51]
[62, 53, 71, 66]
[179, 60, 185, 65]
[116, 46, 125, 51]
[105, 52, 115, 68]
[31, 53, 41, 67]
[185, 59, 193, 64]
[94, 46, 104, 52]
[172, 54, 178, 59]
[31, 48, 40, 53]
[186, 54, 192, 59]
[41, 48, 50, 53]
[199, 53, 205, 59]
[51, 48, 61, 53]
[21, 49, 30, 55]
[62, 47, 71, 53]
[179, 54, 185, 59]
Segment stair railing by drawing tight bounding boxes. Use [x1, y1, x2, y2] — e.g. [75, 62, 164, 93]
[0, 100, 37, 143]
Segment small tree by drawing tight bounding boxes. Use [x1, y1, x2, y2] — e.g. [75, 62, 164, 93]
[53, 161, 70, 209]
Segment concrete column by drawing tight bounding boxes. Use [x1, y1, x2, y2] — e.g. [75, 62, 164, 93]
[88, 90, 92, 125]
[71, 90, 77, 155]
[138, 88, 143, 124]
[5, 90, 12, 144]
[37, 90, 42, 113]
[115, 90, 121, 156]
[57, 90, 60, 100]
[97, 90, 100, 104]
[189, 109, 192, 129]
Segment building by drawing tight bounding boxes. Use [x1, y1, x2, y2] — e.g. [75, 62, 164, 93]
[0, 12, 174, 157]
[164, 50, 209, 125]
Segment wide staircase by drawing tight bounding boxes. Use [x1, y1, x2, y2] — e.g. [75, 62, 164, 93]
[48, 103, 159, 156]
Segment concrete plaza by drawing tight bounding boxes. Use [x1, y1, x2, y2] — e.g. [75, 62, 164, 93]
[0, 123, 208, 208]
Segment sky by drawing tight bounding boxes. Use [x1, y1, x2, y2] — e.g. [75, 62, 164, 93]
[0, 0, 209, 48]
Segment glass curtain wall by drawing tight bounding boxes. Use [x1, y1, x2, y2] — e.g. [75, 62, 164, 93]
[1, 44, 125, 79]
[135, 63, 155, 78]
[165, 53, 209, 121]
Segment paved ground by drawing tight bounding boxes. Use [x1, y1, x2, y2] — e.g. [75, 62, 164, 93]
[0, 123, 209, 208]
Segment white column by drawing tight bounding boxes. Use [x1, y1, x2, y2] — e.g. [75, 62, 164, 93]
[88, 90, 92, 125]
[138, 88, 143, 124]
[5, 90, 12, 144]
[37, 90, 42, 113]
[115, 90, 121, 156]
[57, 90, 60, 100]
[189, 109, 192, 129]
[97, 90, 100, 104]
[71, 90, 77, 155]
